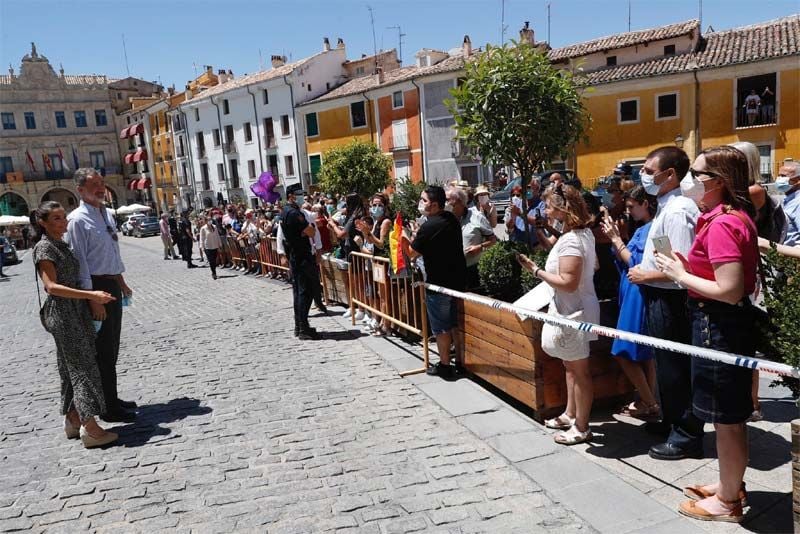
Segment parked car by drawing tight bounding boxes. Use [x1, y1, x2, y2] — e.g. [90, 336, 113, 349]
[1, 236, 19, 265]
[491, 170, 576, 218]
[133, 216, 160, 238]
[121, 214, 146, 236]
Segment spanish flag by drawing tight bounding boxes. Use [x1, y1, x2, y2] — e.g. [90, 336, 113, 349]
[42, 152, 53, 172]
[389, 212, 407, 276]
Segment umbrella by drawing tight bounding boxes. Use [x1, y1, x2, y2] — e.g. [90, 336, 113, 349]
[116, 204, 152, 216]
[0, 215, 31, 227]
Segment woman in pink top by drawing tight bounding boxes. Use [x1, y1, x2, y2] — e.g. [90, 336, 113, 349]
[656, 146, 758, 523]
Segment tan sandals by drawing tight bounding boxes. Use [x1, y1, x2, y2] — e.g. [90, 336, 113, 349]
[545, 413, 575, 430]
[684, 482, 748, 507]
[678, 497, 743, 523]
[618, 401, 660, 420]
[554, 425, 593, 445]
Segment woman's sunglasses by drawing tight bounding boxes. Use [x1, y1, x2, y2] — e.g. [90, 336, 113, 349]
[689, 169, 722, 180]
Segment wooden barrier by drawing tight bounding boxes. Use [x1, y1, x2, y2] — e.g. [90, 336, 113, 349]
[348, 251, 429, 376]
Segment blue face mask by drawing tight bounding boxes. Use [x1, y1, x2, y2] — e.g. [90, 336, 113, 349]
[526, 191, 534, 200]
[326, 205, 335, 215]
[601, 191, 617, 209]
[369, 205, 385, 218]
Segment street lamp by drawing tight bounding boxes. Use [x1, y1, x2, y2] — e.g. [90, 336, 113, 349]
[674, 134, 684, 148]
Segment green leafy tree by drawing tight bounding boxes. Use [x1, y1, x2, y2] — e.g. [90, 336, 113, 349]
[317, 139, 392, 198]
[447, 42, 590, 246]
[390, 179, 426, 220]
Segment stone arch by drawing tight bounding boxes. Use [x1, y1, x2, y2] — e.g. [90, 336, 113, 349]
[0, 192, 29, 216]
[41, 187, 78, 211]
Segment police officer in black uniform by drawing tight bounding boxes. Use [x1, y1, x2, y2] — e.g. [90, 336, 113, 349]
[281, 184, 321, 340]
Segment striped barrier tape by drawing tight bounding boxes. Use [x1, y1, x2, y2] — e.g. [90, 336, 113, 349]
[420, 282, 799, 378]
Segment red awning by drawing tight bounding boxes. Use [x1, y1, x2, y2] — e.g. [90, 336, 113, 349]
[131, 123, 144, 136]
[132, 149, 147, 163]
[136, 178, 152, 190]
[119, 127, 130, 139]
[127, 179, 138, 190]
[124, 153, 134, 164]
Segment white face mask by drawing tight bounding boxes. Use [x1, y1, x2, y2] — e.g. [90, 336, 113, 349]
[444, 203, 454, 213]
[776, 175, 797, 194]
[640, 172, 662, 196]
[417, 199, 428, 215]
[679, 172, 705, 204]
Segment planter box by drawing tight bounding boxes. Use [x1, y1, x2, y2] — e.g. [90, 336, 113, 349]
[320, 255, 350, 306]
[459, 297, 633, 421]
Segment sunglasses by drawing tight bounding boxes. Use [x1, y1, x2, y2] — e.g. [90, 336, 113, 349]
[689, 169, 722, 180]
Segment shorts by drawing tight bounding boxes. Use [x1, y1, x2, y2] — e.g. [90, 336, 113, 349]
[689, 299, 754, 424]
[426, 292, 457, 335]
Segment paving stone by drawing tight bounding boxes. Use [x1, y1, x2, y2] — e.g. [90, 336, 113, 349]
[429, 506, 471, 525]
[383, 516, 429, 534]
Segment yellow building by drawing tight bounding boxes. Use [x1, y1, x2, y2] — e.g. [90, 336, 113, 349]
[549, 16, 800, 186]
[150, 91, 186, 212]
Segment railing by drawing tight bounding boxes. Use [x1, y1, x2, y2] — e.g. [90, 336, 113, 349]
[348, 251, 429, 376]
[451, 140, 473, 158]
[263, 135, 277, 148]
[391, 134, 409, 150]
[736, 106, 777, 128]
[257, 237, 290, 278]
[223, 141, 237, 154]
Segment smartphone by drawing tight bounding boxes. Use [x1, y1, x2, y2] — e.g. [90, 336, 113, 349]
[652, 235, 673, 257]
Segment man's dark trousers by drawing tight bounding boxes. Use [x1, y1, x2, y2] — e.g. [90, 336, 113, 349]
[91, 276, 123, 413]
[290, 255, 316, 330]
[205, 248, 218, 277]
[643, 286, 704, 450]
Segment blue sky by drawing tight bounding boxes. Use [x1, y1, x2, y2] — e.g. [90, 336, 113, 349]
[1, 0, 797, 88]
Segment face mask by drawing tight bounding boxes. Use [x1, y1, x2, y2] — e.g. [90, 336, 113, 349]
[601, 191, 615, 209]
[369, 205, 384, 218]
[418, 199, 428, 215]
[511, 196, 523, 209]
[775, 176, 796, 194]
[444, 203, 454, 213]
[640, 172, 662, 196]
[326, 205, 335, 214]
[478, 195, 489, 206]
[526, 191, 534, 200]
[680, 173, 706, 204]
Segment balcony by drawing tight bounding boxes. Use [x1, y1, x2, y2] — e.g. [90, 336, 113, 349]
[451, 140, 473, 159]
[223, 141, 238, 154]
[263, 135, 277, 149]
[391, 134, 409, 151]
[735, 107, 777, 129]
[197, 146, 207, 159]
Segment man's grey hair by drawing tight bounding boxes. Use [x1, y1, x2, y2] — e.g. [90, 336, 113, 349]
[782, 160, 799, 177]
[73, 167, 100, 187]
[447, 186, 468, 205]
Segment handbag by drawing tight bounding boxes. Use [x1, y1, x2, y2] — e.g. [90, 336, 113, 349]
[540, 231, 590, 358]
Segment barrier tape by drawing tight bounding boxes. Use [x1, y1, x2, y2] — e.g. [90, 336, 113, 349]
[421, 282, 799, 378]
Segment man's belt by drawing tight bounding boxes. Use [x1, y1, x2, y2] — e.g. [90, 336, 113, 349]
[91, 274, 120, 280]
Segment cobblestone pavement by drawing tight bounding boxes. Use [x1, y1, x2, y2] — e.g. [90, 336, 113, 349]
[0, 236, 592, 533]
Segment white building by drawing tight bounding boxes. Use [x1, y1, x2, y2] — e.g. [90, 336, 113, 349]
[179, 39, 348, 208]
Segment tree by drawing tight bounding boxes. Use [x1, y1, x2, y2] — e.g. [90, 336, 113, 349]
[447, 41, 590, 245]
[317, 139, 392, 198]
[390, 179, 426, 220]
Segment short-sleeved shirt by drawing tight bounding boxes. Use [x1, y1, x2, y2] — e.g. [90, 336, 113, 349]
[783, 189, 800, 247]
[281, 203, 312, 259]
[411, 212, 466, 290]
[687, 205, 758, 299]
[460, 209, 494, 267]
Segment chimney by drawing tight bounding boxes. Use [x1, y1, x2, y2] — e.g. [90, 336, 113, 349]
[217, 68, 228, 83]
[519, 21, 535, 45]
[185, 84, 193, 99]
[323, 37, 331, 52]
[462, 35, 472, 57]
[168, 86, 175, 96]
[271, 55, 286, 68]
[336, 38, 345, 49]
[205, 65, 213, 75]
[376, 67, 384, 84]
[227, 69, 233, 78]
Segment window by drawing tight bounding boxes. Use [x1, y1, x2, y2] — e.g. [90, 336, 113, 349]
[230, 159, 239, 188]
[117, 92, 122, 99]
[262, 89, 269, 105]
[280, 115, 290, 136]
[196, 131, 206, 157]
[664, 44, 676, 56]
[656, 92, 678, 120]
[90, 151, 105, 169]
[391, 119, 408, 149]
[213, 128, 221, 147]
[223, 99, 230, 114]
[217, 163, 225, 182]
[307, 84, 312, 92]
[350, 101, 367, 128]
[264, 117, 275, 147]
[306, 113, 319, 137]
[55, 111, 66, 128]
[244, 122, 252, 142]
[200, 163, 210, 190]
[194, 108, 200, 121]
[309, 154, 321, 184]
[356, 66, 365, 75]
[606, 56, 617, 66]
[250, 197, 259, 209]
[247, 159, 256, 179]
[0, 156, 14, 180]
[24, 112, 36, 129]
[94, 109, 107, 126]
[74, 111, 87, 127]
[392, 91, 404, 109]
[284, 155, 294, 176]
[617, 98, 639, 124]
[757, 145, 773, 181]
[736, 72, 777, 128]
[1, 113, 15, 130]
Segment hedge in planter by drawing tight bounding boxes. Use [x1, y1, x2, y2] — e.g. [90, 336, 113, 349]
[477, 240, 546, 301]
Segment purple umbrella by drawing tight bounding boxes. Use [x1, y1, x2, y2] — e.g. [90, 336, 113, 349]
[250, 171, 280, 203]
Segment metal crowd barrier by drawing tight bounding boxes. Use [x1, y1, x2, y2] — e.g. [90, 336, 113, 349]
[257, 237, 290, 278]
[225, 236, 245, 269]
[348, 251, 429, 376]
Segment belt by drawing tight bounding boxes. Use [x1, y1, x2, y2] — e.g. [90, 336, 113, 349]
[91, 274, 120, 280]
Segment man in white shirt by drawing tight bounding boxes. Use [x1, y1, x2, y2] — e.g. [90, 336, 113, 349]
[630, 146, 704, 461]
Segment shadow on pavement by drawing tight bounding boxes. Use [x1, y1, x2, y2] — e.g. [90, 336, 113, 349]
[317, 329, 365, 341]
[757, 398, 797, 424]
[113, 397, 212, 448]
[741, 492, 792, 533]
[214, 274, 238, 279]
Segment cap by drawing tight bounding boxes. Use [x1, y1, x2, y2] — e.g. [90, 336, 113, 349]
[286, 184, 303, 196]
[613, 162, 633, 176]
[474, 185, 490, 196]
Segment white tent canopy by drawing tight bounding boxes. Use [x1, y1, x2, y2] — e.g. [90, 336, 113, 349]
[116, 204, 152, 216]
[0, 215, 31, 227]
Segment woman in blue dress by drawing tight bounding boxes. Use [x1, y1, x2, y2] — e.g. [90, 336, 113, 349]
[602, 186, 659, 419]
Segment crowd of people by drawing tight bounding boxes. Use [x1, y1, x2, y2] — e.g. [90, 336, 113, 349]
[27, 142, 799, 523]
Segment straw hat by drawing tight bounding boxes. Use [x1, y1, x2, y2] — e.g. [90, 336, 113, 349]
[474, 185, 490, 196]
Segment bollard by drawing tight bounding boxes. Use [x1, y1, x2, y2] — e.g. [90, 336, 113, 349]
[793, 419, 800, 533]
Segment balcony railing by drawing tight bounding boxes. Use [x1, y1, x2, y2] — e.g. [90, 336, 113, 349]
[197, 146, 207, 158]
[223, 141, 238, 154]
[736, 107, 777, 129]
[263, 135, 277, 149]
[391, 134, 409, 151]
[451, 140, 473, 159]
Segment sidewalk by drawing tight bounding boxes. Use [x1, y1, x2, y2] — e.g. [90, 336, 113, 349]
[332, 308, 795, 533]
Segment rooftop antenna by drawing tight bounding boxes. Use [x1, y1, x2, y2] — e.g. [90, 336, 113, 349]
[500, 0, 507, 43]
[386, 25, 406, 64]
[627, 0, 632, 32]
[259, 48, 264, 70]
[192, 62, 198, 77]
[547, 2, 551, 43]
[699, 0, 703, 32]
[367, 5, 378, 73]
[121, 34, 130, 76]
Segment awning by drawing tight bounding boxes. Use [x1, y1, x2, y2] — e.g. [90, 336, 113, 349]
[130, 123, 144, 136]
[119, 127, 130, 139]
[124, 153, 135, 164]
[132, 149, 147, 163]
[127, 179, 138, 190]
[136, 178, 152, 190]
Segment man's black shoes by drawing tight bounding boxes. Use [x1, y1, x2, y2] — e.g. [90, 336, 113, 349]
[426, 362, 454, 378]
[297, 329, 320, 340]
[648, 442, 703, 461]
[101, 408, 136, 423]
[118, 399, 137, 409]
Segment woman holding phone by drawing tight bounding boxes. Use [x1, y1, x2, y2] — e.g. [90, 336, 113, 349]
[33, 201, 118, 449]
[656, 146, 758, 523]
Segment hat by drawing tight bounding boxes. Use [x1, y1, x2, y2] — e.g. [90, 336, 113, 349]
[286, 184, 304, 196]
[160, 213, 168, 219]
[613, 162, 633, 176]
[474, 185, 490, 196]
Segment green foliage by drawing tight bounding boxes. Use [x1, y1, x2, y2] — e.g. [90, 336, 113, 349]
[317, 139, 392, 198]
[390, 179, 426, 220]
[477, 241, 547, 302]
[760, 246, 800, 398]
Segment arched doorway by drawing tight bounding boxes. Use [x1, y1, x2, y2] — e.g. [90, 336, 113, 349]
[105, 186, 119, 209]
[0, 192, 29, 216]
[41, 188, 78, 211]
